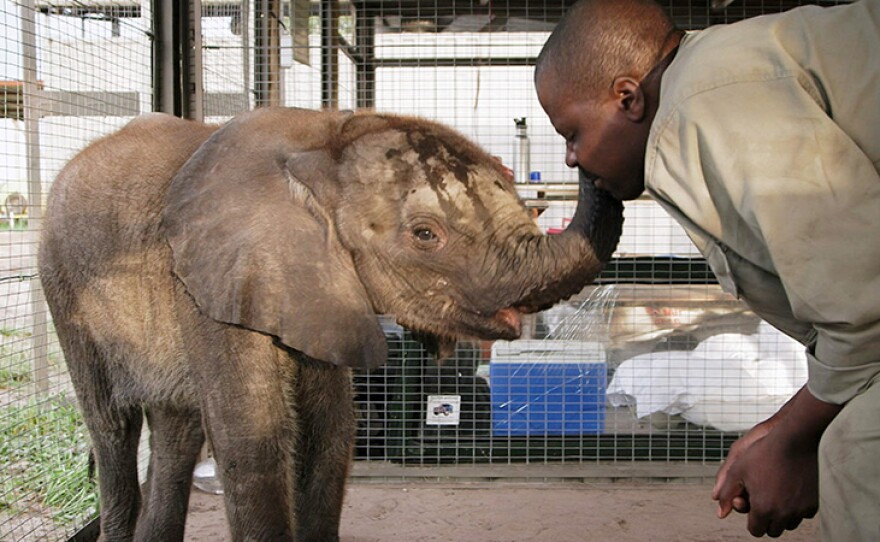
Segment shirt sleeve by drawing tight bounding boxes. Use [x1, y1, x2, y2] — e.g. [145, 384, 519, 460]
[650, 74, 880, 405]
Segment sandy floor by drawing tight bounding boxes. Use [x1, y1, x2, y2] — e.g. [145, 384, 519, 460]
[185, 482, 820, 542]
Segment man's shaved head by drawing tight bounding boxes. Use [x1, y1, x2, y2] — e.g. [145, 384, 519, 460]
[536, 0, 677, 99]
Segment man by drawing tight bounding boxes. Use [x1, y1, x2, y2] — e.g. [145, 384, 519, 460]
[534, 0, 880, 539]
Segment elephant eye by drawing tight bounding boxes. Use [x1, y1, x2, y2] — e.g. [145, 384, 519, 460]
[414, 228, 437, 243]
[408, 220, 446, 251]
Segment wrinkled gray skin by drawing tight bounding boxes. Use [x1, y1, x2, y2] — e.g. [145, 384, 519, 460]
[39, 108, 622, 542]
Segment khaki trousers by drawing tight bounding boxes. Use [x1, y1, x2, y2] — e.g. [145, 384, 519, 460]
[818, 377, 880, 541]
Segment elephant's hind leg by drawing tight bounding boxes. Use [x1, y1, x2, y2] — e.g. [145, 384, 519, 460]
[90, 403, 144, 542]
[57, 333, 143, 542]
[134, 405, 205, 542]
[294, 358, 356, 542]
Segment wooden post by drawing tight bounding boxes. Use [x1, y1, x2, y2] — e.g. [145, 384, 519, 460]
[20, 0, 49, 397]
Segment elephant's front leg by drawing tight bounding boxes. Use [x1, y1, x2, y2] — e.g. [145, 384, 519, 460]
[188, 324, 300, 541]
[294, 356, 356, 542]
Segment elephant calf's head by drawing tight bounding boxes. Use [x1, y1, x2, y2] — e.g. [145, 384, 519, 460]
[164, 108, 622, 368]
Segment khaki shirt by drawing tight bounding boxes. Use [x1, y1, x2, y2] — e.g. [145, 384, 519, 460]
[645, 0, 880, 405]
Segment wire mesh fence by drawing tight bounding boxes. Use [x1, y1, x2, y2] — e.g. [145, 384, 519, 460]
[1, 1, 152, 539]
[0, 0, 845, 539]
[228, 0, 818, 473]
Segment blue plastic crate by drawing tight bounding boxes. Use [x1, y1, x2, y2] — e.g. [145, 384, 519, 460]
[490, 341, 607, 436]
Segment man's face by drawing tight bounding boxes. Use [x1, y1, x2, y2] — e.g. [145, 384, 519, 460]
[537, 74, 647, 201]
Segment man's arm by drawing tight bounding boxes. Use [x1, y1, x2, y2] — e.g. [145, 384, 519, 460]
[650, 72, 880, 536]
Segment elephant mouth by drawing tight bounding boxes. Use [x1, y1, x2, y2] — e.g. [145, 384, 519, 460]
[434, 305, 524, 343]
[404, 305, 525, 363]
[491, 307, 523, 338]
[456, 306, 523, 342]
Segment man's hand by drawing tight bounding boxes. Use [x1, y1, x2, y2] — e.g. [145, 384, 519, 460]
[713, 425, 819, 537]
[712, 419, 776, 518]
[711, 386, 842, 538]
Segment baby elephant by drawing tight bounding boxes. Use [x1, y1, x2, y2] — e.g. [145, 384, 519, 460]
[39, 108, 622, 541]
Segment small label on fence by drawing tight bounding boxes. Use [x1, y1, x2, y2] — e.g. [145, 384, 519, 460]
[425, 395, 462, 426]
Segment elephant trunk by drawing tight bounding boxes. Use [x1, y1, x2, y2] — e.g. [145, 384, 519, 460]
[502, 169, 623, 314]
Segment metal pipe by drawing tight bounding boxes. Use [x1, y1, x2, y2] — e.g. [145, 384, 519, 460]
[254, 0, 281, 107]
[320, 0, 338, 109]
[354, 3, 375, 109]
[242, 0, 251, 109]
[152, 0, 176, 113]
[191, 0, 204, 121]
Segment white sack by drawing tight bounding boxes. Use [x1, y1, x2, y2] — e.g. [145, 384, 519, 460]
[607, 323, 807, 432]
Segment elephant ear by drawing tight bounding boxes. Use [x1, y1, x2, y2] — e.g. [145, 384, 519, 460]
[162, 118, 388, 369]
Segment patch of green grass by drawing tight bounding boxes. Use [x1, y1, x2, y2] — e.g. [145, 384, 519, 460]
[0, 219, 29, 231]
[0, 396, 97, 524]
[0, 328, 31, 338]
[0, 329, 67, 387]
[0, 347, 31, 388]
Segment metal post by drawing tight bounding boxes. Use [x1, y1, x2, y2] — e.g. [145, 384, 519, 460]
[320, 0, 338, 109]
[152, 0, 197, 117]
[175, 0, 193, 118]
[241, 0, 251, 109]
[191, 0, 204, 121]
[152, 0, 175, 113]
[254, 0, 282, 107]
[354, 4, 375, 109]
[20, 0, 49, 396]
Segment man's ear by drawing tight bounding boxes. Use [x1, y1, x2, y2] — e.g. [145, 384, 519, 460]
[612, 77, 645, 122]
